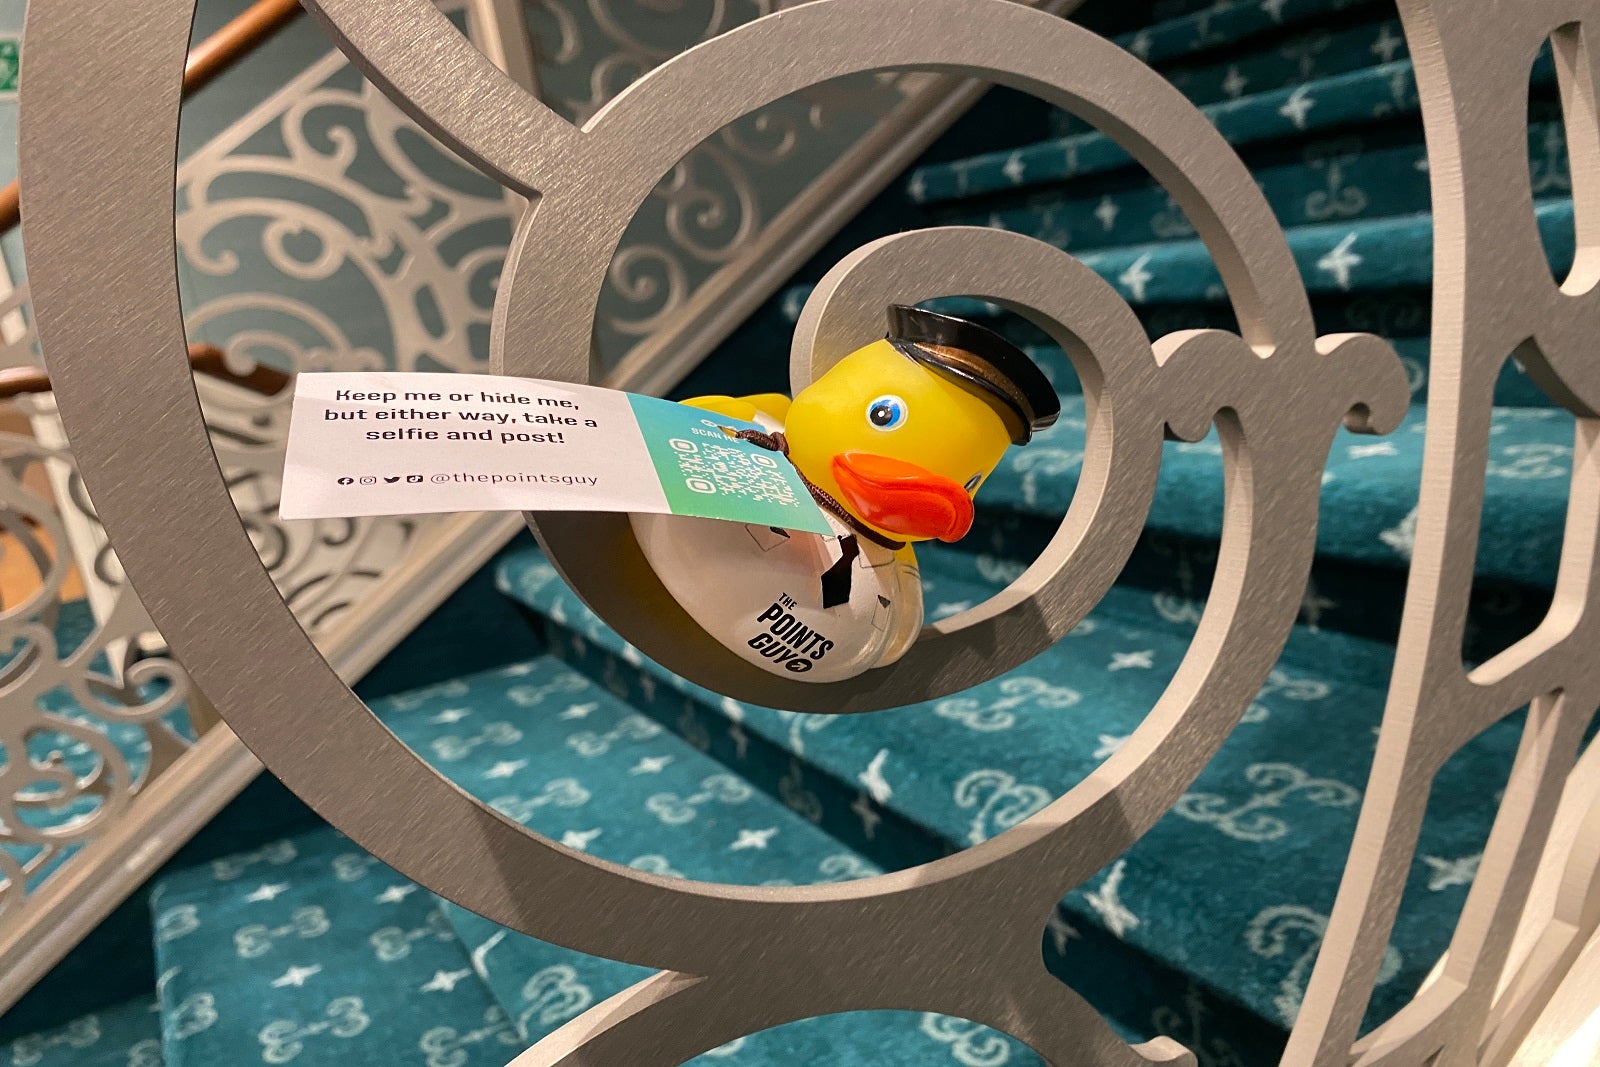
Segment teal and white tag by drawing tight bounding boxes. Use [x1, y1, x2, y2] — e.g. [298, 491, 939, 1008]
[279, 371, 830, 534]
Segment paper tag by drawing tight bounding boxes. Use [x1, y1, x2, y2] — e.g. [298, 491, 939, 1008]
[279, 372, 831, 534]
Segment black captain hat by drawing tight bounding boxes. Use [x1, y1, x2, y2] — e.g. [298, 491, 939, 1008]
[885, 304, 1061, 445]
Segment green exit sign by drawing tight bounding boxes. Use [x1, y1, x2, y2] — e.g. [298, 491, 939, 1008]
[0, 39, 17, 94]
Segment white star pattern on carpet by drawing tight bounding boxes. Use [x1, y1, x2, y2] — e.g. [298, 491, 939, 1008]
[629, 755, 674, 775]
[244, 883, 291, 903]
[270, 964, 322, 989]
[421, 969, 474, 993]
[731, 827, 778, 851]
[1108, 650, 1155, 671]
[375, 884, 418, 905]
[483, 759, 528, 780]
[561, 828, 603, 851]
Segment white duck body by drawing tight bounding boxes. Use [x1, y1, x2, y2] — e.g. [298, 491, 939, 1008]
[627, 414, 923, 683]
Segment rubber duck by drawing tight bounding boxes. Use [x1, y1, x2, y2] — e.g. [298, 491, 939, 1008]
[630, 304, 1060, 682]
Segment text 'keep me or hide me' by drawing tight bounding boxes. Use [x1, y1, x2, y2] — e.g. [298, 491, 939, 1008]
[325, 388, 599, 446]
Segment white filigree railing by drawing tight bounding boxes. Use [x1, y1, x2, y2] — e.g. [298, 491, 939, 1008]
[0, 0, 534, 1010]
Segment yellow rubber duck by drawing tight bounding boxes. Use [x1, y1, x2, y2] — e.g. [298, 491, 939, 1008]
[630, 304, 1060, 682]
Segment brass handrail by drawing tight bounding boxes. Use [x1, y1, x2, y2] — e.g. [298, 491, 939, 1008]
[0, 0, 305, 395]
[0, 344, 290, 399]
[0, 0, 304, 235]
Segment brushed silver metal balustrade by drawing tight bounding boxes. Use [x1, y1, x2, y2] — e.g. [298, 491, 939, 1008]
[17, 0, 1600, 1063]
[0, 0, 1067, 1018]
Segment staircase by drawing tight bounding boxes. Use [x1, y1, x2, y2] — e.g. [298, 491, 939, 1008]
[4, 1, 1585, 1064]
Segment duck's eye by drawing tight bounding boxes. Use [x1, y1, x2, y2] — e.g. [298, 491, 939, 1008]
[963, 473, 982, 494]
[866, 395, 907, 430]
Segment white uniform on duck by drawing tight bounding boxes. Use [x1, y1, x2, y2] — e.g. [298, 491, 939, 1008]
[630, 412, 924, 683]
[630, 305, 1060, 684]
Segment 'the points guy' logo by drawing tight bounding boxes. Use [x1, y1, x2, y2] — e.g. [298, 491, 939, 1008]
[745, 600, 833, 672]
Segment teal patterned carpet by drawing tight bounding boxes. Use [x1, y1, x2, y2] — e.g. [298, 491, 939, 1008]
[122, 658, 1056, 1066]
[5, 0, 1580, 1063]
[492, 545, 1510, 1064]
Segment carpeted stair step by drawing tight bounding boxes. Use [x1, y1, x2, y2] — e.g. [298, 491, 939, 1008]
[938, 512, 1551, 665]
[786, 196, 1576, 308]
[913, 57, 1430, 205]
[969, 395, 1572, 593]
[918, 34, 1555, 208]
[366, 656, 1054, 1063]
[1046, 0, 1395, 146]
[151, 824, 520, 1066]
[149, 657, 1056, 1064]
[1153, 13, 1410, 111]
[927, 116, 1565, 255]
[1112, 0, 1383, 74]
[2, 993, 163, 1067]
[494, 546, 1522, 1061]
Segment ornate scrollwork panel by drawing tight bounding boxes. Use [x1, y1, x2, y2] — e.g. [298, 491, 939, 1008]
[1284, 4, 1600, 1066]
[17, 0, 1429, 1063]
[0, 287, 199, 922]
[175, 16, 523, 378]
[0, 0, 528, 927]
[520, 0, 908, 364]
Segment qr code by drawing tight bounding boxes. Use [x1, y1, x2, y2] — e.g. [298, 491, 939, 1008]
[668, 438, 801, 506]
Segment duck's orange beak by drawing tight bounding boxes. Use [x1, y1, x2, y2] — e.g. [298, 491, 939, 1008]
[831, 452, 975, 543]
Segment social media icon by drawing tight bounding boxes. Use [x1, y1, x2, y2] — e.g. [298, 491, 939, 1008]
[359, 476, 377, 485]
[383, 476, 401, 484]
[337, 476, 354, 485]
[406, 474, 423, 483]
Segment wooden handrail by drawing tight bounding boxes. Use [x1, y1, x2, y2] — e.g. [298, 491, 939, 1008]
[0, 0, 304, 235]
[0, 344, 291, 400]
[181, 0, 305, 96]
